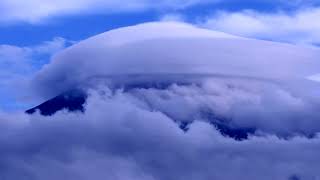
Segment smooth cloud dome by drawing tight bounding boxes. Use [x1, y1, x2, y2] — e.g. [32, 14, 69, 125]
[32, 22, 320, 98]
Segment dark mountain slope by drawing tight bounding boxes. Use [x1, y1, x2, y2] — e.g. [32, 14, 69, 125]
[26, 89, 87, 116]
[25, 88, 254, 140]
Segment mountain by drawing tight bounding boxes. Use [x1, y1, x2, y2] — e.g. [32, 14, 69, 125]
[26, 89, 87, 116]
[25, 88, 254, 140]
[26, 22, 320, 141]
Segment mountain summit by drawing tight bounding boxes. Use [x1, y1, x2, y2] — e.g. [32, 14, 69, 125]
[26, 22, 320, 141]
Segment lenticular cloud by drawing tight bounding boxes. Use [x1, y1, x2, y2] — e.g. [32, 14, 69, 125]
[30, 21, 320, 138]
[32, 22, 320, 98]
[2, 22, 320, 179]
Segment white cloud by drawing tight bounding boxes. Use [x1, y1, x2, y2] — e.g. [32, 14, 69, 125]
[29, 21, 320, 137]
[0, 37, 70, 83]
[0, 86, 320, 179]
[201, 8, 320, 45]
[29, 22, 320, 100]
[0, 37, 71, 110]
[1, 22, 320, 179]
[161, 13, 186, 22]
[0, 37, 69, 72]
[308, 73, 320, 82]
[0, 0, 214, 24]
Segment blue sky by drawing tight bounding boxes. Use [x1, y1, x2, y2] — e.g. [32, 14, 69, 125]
[1, 0, 320, 110]
[1, 0, 319, 46]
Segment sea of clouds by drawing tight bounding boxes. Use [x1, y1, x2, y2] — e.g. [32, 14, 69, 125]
[1, 83, 320, 180]
[0, 22, 320, 180]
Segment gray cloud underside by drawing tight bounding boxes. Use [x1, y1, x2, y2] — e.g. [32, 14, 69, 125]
[1, 83, 320, 180]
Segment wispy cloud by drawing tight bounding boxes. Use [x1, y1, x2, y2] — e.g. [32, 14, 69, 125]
[0, 0, 215, 24]
[201, 8, 320, 46]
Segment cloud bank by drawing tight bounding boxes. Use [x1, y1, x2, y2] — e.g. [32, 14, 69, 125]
[1, 85, 320, 179]
[2, 22, 320, 179]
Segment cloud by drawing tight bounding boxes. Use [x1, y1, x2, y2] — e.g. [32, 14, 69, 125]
[2, 0, 319, 25]
[308, 74, 320, 82]
[201, 8, 320, 45]
[0, 37, 70, 75]
[0, 86, 320, 179]
[26, 22, 320, 137]
[0, 37, 71, 110]
[160, 14, 186, 22]
[0, 0, 214, 24]
[29, 22, 320, 99]
[2, 22, 319, 179]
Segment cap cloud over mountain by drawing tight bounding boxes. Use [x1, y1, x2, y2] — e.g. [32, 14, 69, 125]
[32, 22, 320, 97]
[1, 22, 320, 179]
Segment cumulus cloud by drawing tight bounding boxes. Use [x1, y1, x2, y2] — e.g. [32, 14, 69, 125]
[0, 0, 215, 24]
[202, 8, 320, 46]
[2, 22, 320, 179]
[1, 86, 320, 179]
[0, 37, 71, 110]
[0, 37, 70, 76]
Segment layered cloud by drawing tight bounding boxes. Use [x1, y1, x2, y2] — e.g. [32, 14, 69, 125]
[202, 8, 320, 45]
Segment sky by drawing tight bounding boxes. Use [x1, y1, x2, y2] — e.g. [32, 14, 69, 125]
[0, 0, 320, 46]
[1, 1, 320, 179]
[2, 0, 320, 110]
